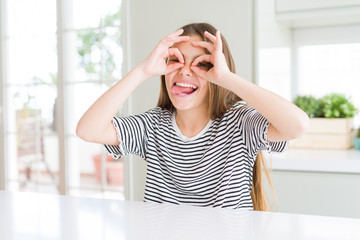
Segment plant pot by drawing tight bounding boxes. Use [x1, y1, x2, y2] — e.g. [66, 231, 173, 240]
[93, 155, 112, 183]
[92, 155, 124, 186]
[354, 138, 360, 150]
[107, 161, 124, 186]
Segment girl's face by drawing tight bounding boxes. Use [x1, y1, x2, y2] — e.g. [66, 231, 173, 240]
[165, 34, 210, 112]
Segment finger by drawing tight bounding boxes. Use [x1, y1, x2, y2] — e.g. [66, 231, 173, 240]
[168, 48, 184, 63]
[170, 28, 184, 38]
[163, 35, 189, 48]
[166, 63, 184, 74]
[174, 35, 190, 44]
[215, 31, 222, 52]
[190, 66, 208, 79]
[192, 41, 215, 53]
[204, 31, 217, 44]
[192, 54, 212, 66]
[163, 29, 189, 47]
[204, 30, 222, 53]
[160, 30, 180, 47]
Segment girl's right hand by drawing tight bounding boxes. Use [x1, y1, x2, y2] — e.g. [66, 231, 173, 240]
[139, 29, 190, 78]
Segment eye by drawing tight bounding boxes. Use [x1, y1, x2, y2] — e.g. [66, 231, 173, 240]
[197, 62, 206, 68]
[167, 58, 180, 65]
[168, 58, 179, 63]
[197, 62, 213, 70]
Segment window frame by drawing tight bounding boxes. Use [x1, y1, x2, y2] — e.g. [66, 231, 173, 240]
[0, 0, 7, 189]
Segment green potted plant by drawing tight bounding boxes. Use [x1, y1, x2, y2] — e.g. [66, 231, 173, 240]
[354, 128, 360, 150]
[293, 95, 321, 118]
[292, 93, 358, 149]
[320, 93, 357, 118]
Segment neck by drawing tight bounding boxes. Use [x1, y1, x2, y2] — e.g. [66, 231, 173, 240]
[175, 107, 210, 138]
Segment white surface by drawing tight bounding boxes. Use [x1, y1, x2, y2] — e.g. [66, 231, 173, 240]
[0, 191, 360, 240]
[270, 149, 360, 173]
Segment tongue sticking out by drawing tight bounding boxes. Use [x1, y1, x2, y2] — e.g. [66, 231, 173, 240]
[171, 85, 196, 95]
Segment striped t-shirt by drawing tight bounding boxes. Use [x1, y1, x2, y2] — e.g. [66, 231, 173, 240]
[105, 102, 288, 209]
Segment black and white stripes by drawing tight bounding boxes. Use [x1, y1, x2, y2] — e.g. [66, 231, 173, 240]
[104, 102, 288, 209]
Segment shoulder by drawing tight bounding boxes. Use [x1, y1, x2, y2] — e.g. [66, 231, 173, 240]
[211, 101, 247, 129]
[221, 101, 254, 119]
[214, 101, 264, 130]
[114, 107, 173, 126]
[140, 107, 173, 125]
[228, 101, 247, 110]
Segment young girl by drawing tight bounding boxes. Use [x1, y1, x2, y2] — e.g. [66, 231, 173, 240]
[76, 23, 309, 211]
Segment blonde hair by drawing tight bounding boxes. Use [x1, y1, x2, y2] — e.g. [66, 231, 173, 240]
[157, 23, 276, 211]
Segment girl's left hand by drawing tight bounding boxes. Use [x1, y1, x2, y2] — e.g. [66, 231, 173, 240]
[190, 31, 232, 88]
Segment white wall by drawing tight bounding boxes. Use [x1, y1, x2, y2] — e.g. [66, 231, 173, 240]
[256, 0, 293, 100]
[257, 0, 292, 49]
[127, 0, 255, 201]
[257, 0, 360, 218]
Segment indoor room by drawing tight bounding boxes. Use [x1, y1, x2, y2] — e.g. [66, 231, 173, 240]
[0, 0, 359, 239]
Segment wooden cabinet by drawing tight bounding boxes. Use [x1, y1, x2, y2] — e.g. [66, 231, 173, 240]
[268, 149, 360, 218]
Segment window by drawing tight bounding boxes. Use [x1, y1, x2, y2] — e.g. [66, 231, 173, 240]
[5, 0, 59, 193]
[65, 0, 124, 199]
[0, 0, 125, 199]
[258, 24, 360, 126]
[297, 43, 360, 104]
[294, 25, 360, 126]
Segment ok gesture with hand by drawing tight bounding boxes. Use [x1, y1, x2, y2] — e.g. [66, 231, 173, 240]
[140, 29, 190, 78]
[190, 31, 232, 89]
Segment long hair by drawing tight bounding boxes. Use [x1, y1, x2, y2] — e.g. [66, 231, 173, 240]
[157, 23, 276, 211]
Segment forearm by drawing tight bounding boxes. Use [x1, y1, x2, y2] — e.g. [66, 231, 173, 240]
[222, 72, 309, 140]
[76, 66, 148, 141]
[76, 29, 188, 143]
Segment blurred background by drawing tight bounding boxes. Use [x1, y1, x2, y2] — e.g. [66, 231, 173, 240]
[0, 0, 125, 199]
[0, 0, 359, 218]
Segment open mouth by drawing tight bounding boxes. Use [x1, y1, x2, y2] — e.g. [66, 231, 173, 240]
[171, 82, 198, 96]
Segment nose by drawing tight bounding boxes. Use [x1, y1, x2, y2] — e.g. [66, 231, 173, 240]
[179, 63, 192, 77]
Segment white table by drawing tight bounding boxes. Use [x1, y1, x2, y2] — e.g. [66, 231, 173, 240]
[0, 191, 359, 240]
